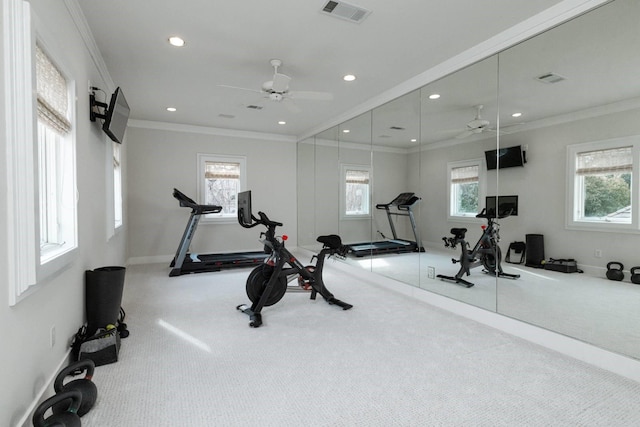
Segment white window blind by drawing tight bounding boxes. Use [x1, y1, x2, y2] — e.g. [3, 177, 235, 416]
[451, 165, 479, 183]
[346, 169, 370, 184]
[205, 161, 240, 179]
[35, 44, 71, 134]
[576, 147, 632, 176]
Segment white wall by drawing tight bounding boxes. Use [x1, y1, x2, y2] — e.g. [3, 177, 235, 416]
[125, 124, 298, 263]
[0, 1, 127, 424]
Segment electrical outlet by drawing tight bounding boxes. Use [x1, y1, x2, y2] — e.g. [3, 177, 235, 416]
[50, 325, 56, 348]
[427, 266, 435, 279]
[594, 249, 602, 258]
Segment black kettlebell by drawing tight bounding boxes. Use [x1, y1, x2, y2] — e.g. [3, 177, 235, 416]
[33, 390, 82, 427]
[606, 261, 624, 281]
[630, 267, 640, 284]
[53, 359, 97, 417]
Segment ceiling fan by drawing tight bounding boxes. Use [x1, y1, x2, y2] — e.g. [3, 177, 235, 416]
[218, 59, 333, 112]
[455, 105, 491, 139]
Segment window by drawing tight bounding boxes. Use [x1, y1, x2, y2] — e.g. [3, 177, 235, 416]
[36, 44, 77, 264]
[113, 141, 123, 229]
[197, 154, 246, 221]
[567, 137, 639, 232]
[448, 160, 483, 219]
[341, 165, 371, 218]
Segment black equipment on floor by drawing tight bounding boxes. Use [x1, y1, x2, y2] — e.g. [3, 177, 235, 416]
[33, 390, 83, 427]
[236, 190, 352, 328]
[169, 188, 268, 277]
[53, 359, 97, 417]
[437, 199, 520, 288]
[606, 261, 624, 281]
[525, 233, 545, 268]
[348, 192, 425, 257]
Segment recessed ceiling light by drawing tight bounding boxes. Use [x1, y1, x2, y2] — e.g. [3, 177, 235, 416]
[342, 129, 350, 133]
[511, 112, 523, 118]
[166, 107, 177, 112]
[428, 93, 440, 100]
[411, 138, 417, 142]
[343, 74, 356, 82]
[278, 121, 286, 125]
[168, 36, 185, 47]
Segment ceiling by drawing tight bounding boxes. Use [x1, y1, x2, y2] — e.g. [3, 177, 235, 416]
[76, 0, 568, 139]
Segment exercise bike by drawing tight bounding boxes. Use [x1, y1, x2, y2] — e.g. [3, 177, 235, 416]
[236, 191, 353, 328]
[437, 208, 520, 288]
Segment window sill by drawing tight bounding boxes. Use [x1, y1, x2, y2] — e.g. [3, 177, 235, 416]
[39, 246, 77, 282]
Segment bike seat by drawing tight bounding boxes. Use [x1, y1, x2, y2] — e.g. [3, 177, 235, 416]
[317, 234, 342, 250]
[450, 228, 467, 238]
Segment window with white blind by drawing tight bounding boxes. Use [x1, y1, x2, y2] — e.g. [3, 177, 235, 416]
[448, 160, 483, 218]
[197, 154, 246, 221]
[568, 138, 639, 231]
[113, 141, 123, 229]
[341, 165, 371, 218]
[36, 44, 77, 263]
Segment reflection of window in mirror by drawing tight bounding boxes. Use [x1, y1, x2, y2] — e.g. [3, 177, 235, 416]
[567, 138, 637, 231]
[341, 164, 371, 218]
[447, 159, 486, 219]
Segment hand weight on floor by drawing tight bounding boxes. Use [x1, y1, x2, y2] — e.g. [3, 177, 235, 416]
[630, 267, 640, 284]
[33, 390, 82, 427]
[606, 261, 624, 281]
[53, 359, 97, 417]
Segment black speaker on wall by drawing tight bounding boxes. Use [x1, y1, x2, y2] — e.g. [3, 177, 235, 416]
[525, 234, 545, 268]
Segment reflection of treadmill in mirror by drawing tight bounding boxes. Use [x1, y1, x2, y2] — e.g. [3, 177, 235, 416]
[169, 188, 268, 277]
[348, 192, 425, 257]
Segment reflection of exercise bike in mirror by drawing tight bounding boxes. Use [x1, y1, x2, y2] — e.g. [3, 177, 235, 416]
[437, 207, 520, 288]
[236, 191, 353, 328]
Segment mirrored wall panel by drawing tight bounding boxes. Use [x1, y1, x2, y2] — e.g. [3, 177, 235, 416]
[298, 0, 640, 360]
[495, 0, 640, 359]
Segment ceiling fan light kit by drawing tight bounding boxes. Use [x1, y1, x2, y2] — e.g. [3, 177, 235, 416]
[218, 59, 333, 111]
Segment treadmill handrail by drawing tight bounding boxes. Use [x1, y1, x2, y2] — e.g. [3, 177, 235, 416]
[173, 188, 222, 215]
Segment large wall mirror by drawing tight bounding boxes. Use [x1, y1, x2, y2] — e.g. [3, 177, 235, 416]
[298, 0, 640, 360]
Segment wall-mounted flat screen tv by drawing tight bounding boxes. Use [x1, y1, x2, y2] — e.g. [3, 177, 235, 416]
[485, 145, 525, 170]
[102, 87, 130, 144]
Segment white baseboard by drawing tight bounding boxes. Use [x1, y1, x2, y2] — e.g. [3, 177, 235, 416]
[16, 350, 71, 427]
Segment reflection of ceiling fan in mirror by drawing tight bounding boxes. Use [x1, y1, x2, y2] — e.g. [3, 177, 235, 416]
[218, 59, 333, 113]
[455, 104, 524, 139]
[456, 104, 491, 138]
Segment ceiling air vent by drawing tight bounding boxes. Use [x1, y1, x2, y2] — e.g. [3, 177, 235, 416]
[246, 105, 263, 110]
[389, 126, 405, 131]
[321, 1, 371, 24]
[536, 72, 566, 84]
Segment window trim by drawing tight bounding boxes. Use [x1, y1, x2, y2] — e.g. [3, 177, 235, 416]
[566, 136, 640, 233]
[197, 153, 247, 224]
[340, 163, 372, 220]
[447, 158, 485, 222]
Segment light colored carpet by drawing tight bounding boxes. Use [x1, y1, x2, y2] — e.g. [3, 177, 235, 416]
[80, 255, 640, 426]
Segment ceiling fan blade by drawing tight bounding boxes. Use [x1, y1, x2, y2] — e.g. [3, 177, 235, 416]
[217, 84, 262, 94]
[282, 98, 302, 113]
[288, 90, 333, 101]
[455, 129, 474, 139]
[271, 73, 291, 93]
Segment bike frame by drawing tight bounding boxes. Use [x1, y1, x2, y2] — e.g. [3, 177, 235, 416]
[237, 210, 352, 327]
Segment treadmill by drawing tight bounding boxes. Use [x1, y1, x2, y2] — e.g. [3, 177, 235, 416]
[348, 192, 425, 257]
[169, 188, 268, 277]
